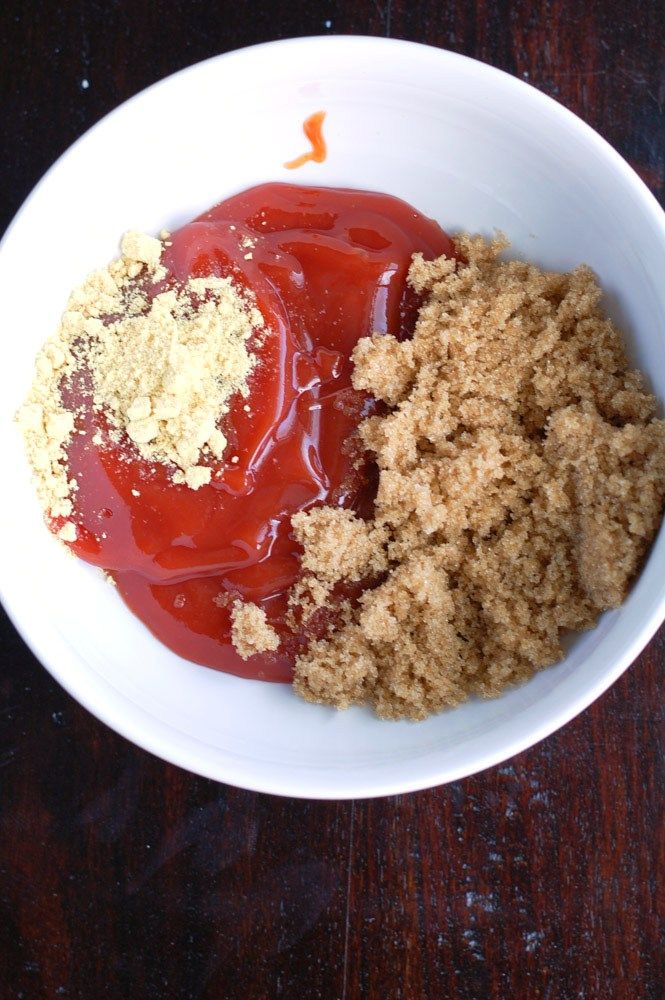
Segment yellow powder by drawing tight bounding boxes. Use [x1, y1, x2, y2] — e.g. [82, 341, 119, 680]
[18, 230, 263, 521]
[16, 346, 77, 518]
[292, 235, 665, 720]
[57, 521, 78, 542]
[121, 231, 162, 268]
[230, 602, 280, 660]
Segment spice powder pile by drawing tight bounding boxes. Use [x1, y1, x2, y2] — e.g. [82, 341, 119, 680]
[18, 231, 263, 541]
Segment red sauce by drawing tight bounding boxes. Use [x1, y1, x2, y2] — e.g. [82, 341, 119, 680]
[284, 111, 328, 170]
[65, 183, 454, 681]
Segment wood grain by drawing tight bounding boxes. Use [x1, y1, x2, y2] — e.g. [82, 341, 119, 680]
[1, 2, 664, 998]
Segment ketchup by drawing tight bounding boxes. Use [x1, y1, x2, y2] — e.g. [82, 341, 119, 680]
[65, 183, 454, 680]
[284, 111, 328, 170]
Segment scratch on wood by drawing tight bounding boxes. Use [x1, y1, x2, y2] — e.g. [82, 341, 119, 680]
[373, 0, 392, 36]
[341, 800, 355, 1000]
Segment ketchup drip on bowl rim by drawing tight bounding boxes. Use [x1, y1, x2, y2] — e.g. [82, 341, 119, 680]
[62, 183, 454, 681]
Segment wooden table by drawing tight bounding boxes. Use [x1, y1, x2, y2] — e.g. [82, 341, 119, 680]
[2, 2, 663, 997]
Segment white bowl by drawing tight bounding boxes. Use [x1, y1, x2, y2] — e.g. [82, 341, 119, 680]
[2, 37, 665, 799]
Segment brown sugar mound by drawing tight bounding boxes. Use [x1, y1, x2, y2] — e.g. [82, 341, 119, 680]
[288, 508, 390, 617]
[292, 235, 665, 719]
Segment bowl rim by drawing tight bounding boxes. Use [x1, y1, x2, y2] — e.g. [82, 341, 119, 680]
[2, 35, 665, 799]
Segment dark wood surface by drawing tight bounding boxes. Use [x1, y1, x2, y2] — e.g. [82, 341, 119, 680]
[2, 2, 664, 998]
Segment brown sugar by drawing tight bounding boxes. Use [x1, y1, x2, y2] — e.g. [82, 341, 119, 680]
[230, 602, 280, 660]
[288, 508, 389, 617]
[292, 235, 665, 719]
[292, 507, 389, 582]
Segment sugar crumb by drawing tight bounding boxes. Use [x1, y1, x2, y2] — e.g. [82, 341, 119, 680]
[230, 601, 280, 659]
[292, 507, 388, 583]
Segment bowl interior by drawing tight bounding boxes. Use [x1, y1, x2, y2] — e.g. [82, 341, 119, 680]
[2, 37, 665, 797]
